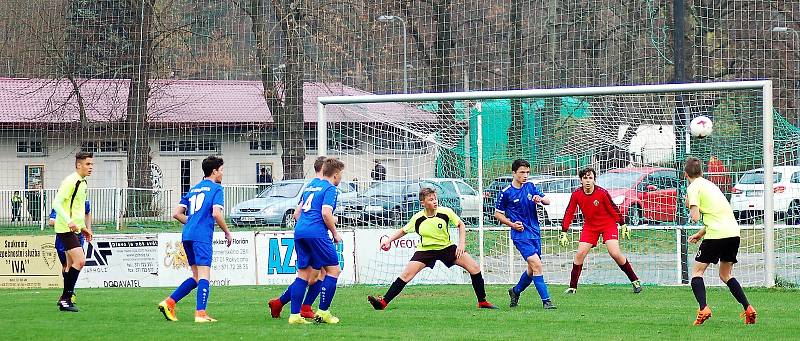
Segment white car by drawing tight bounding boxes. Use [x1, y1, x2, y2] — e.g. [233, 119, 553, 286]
[532, 177, 582, 225]
[730, 166, 800, 224]
[427, 178, 482, 224]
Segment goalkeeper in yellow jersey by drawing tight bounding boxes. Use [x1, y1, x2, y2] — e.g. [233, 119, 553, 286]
[367, 187, 497, 310]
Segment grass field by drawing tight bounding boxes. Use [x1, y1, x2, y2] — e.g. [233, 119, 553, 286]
[4, 284, 798, 340]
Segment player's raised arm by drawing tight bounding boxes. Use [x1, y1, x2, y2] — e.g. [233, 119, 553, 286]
[381, 227, 408, 250]
[533, 184, 551, 205]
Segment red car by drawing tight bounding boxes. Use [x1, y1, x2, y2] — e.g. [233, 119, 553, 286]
[595, 167, 680, 225]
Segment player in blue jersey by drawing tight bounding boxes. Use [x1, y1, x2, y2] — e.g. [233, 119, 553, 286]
[287, 157, 345, 324]
[494, 159, 556, 309]
[158, 155, 232, 323]
[50, 200, 91, 305]
[269, 156, 328, 319]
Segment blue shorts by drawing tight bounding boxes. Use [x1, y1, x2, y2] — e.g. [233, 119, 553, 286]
[56, 233, 85, 266]
[183, 240, 213, 266]
[513, 238, 542, 260]
[294, 238, 339, 270]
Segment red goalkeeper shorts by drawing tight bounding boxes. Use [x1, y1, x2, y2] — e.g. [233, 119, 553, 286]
[579, 225, 619, 247]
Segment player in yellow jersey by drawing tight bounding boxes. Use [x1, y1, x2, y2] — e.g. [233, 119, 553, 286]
[367, 187, 497, 310]
[684, 157, 756, 325]
[53, 151, 94, 312]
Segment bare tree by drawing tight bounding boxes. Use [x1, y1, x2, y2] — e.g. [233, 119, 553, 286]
[236, 0, 306, 180]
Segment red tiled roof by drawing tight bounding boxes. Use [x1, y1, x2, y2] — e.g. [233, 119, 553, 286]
[0, 78, 434, 124]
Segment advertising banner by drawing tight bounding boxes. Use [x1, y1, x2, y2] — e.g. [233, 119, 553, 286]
[254, 231, 355, 285]
[0, 236, 61, 289]
[77, 234, 159, 288]
[157, 232, 256, 287]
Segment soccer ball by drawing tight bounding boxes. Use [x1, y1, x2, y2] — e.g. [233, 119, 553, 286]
[690, 116, 713, 138]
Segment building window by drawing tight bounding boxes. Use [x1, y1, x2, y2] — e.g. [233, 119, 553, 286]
[180, 159, 191, 194]
[160, 140, 176, 152]
[17, 140, 46, 156]
[163, 139, 220, 154]
[250, 139, 275, 154]
[178, 140, 196, 152]
[80, 140, 126, 155]
[83, 141, 98, 153]
[198, 140, 219, 152]
[305, 137, 317, 152]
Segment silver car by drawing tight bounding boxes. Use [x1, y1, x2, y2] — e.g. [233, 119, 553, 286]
[229, 179, 357, 228]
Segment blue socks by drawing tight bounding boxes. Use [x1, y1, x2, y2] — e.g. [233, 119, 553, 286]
[318, 276, 338, 311]
[196, 279, 210, 311]
[513, 271, 533, 294]
[290, 278, 308, 314]
[532, 275, 551, 301]
[169, 277, 198, 303]
[303, 281, 323, 306]
[279, 286, 292, 305]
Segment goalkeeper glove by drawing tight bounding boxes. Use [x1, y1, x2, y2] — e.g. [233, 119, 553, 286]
[558, 232, 569, 247]
[620, 224, 631, 240]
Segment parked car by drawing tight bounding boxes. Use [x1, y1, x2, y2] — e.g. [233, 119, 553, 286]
[730, 166, 800, 224]
[337, 179, 462, 226]
[596, 167, 680, 225]
[229, 179, 357, 227]
[532, 177, 582, 225]
[427, 178, 482, 224]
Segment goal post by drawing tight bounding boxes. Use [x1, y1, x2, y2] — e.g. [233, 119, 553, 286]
[318, 80, 780, 287]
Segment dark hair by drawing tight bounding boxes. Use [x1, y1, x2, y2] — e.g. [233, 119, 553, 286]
[202, 155, 224, 177]
[512, 159, 530, 172]
[314, 156, 327, 173]
[578, 167, 596, 179]
[684, 157, 703, 178]
[322, 158, 344, 177]
[76, 151, 93, 162]
[419, 187, 437, 201]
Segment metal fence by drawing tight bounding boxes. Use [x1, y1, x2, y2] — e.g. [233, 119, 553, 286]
[0, 187, 173, 230]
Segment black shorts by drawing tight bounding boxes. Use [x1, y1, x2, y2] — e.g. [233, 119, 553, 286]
[695, 237, 740, 264]
[410, 245, 458, 269]
[56, 232, 82, 251]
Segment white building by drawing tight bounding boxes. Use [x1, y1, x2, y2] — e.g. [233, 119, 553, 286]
[0, 78, 438, 223]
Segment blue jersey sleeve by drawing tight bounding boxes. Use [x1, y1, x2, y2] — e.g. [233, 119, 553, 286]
[212, 187, 225, 209]
[85, 201, 91, 214]
[495, 189, 507, 213]
[49, 209, 56, 220]
[322, 186, 338, 210]
[179, 195, 189, 209]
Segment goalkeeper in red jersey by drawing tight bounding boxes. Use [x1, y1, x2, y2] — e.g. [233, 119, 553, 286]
[559, 167, 642, 294]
